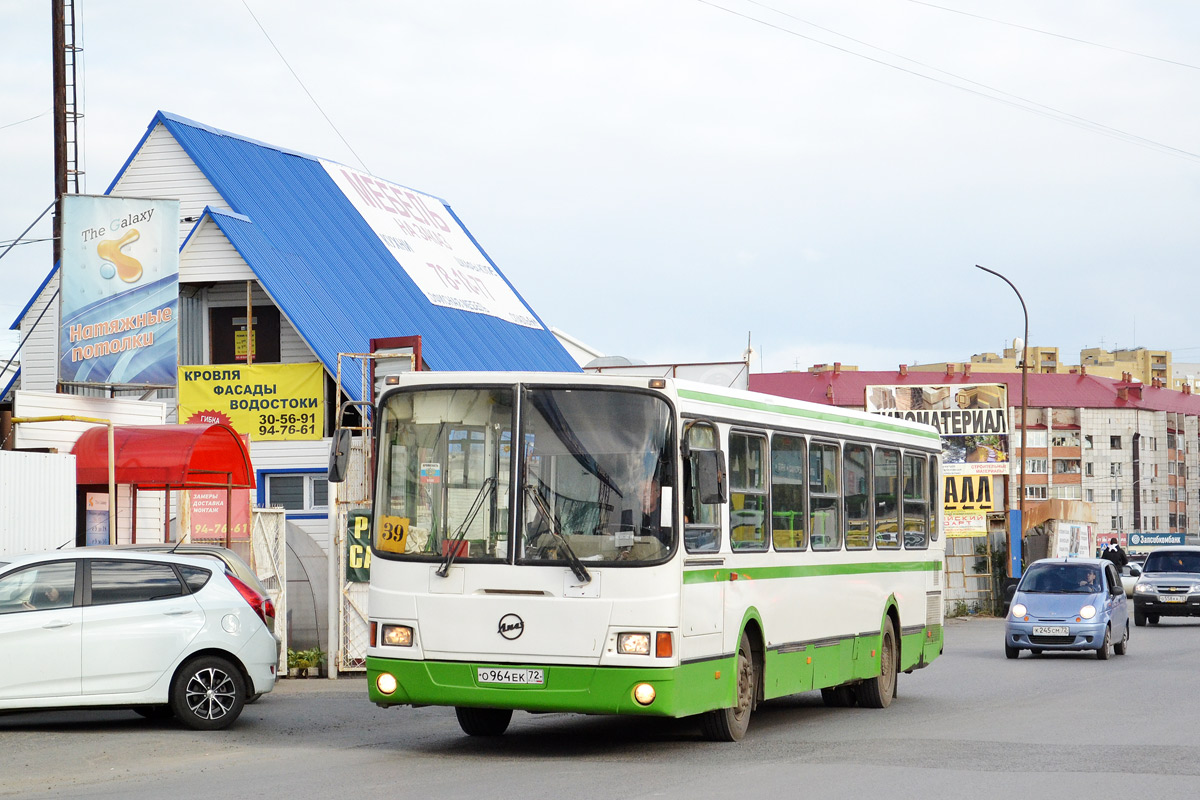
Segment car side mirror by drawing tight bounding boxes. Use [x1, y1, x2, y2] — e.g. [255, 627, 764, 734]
[1130, 564, 1142, 576]
[328, 428, 353, 483]
[694, 449, 727, 504]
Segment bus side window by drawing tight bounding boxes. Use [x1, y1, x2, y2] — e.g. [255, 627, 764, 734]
[810, 442, 841, 551]
[929, 456, 940, 541]
[772, 434, 807, 551]
[729, 432, 768, 552]
[844, 443, 872, 550]
[875, 448, 900, 550]
[684, 422, 722, 553]
[903, 453, 929, 549]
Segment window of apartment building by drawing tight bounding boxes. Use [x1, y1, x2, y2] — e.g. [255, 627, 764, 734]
[1085, 462, 1094, 477]
[1050, 485, 1082, 500]
[1084, 435, 1093, 449]
[1152, 490, 1159, 503]
[1053, 459, 1081, 474]
[1168, 461, 1178, 476]
[1026, 458, 1048, 474]
[1110, 463, 1122, 477]
[1051, 431, 1080, 448]
[1110, 436, 1122, 449]
[1169, 487, 1178, 502]
[1111, 489, 1123, 502]
[1025, 485, 1048, 500]
[1153, 516, 1159, 529]
[1168, 431, 1177, 450]
[1086, 488, 1094, 502]
[1110, 516, 1123, 530]
[1020, 430, 1048, 449]
[1151, 437, 1157, 450]
[1170, 513, 1179, 529]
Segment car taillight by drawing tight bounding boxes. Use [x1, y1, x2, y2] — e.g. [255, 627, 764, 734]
[226, 572, 274, 629]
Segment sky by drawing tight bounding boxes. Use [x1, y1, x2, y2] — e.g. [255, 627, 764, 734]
[2, 0, 1199, 375]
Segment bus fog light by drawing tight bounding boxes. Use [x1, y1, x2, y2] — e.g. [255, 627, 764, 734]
[377, 673, 398, 695]
[618, 632, 651, 655]
[382, 624, 413, 647]
[633, 683, 656, 705]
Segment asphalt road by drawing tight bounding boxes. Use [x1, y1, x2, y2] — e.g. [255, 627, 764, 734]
[3, 615, 1200, 800]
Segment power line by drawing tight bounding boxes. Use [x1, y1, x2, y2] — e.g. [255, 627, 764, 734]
[902, 0, 1200, 72]
[0, 108, 52, 132]
[694, 0, 1200, 164]
[239, 1, 371, 174]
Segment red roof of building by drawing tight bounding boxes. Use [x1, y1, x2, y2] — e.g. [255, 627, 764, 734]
[749, 370, 1200, 415]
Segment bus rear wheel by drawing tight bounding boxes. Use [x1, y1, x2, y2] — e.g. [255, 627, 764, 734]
[701, 631, 755, 742]
[858, 618, 897, 709]
[455, 706, 513, 737]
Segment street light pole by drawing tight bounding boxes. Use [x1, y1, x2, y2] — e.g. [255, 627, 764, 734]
[976, 265, 1028, 579]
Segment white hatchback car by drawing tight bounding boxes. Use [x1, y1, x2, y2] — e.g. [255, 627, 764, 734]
[0, 549, 278, 729]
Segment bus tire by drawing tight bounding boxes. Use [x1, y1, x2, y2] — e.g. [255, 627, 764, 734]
[821, 685, 857, 707]
[701, 631, 755, 742]
[455, 706, 513, 737]
[858, 618, 897, 709]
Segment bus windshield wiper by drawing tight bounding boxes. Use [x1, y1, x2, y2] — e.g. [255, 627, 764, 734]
[436, 477, 496, 578]
[524, 485, 591, 584]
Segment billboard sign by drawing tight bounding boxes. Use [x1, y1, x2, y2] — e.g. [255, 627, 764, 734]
[178, 362, 325, 441]
[867, 383, 1010, 537]
[320, 161, 542, 329]
[59, 195, 180, 385]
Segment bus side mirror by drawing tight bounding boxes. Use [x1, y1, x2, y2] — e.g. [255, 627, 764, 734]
[328, 428, 353, 483]
[695, 449, 726, 504]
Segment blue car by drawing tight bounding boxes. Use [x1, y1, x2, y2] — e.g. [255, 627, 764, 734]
[1005, 558, 1129, 660]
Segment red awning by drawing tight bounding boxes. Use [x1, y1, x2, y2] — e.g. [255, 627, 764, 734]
[72, 424, 255, 489]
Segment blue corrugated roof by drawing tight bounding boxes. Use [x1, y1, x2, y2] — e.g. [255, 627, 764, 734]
[151, 112, 578, 397]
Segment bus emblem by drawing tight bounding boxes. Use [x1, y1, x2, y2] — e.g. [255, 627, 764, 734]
[498, 614, 524, 640]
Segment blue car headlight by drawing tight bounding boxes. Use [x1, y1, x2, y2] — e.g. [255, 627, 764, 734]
[1011, 603, 1027, 619]
[1080, 604, 1096, 620]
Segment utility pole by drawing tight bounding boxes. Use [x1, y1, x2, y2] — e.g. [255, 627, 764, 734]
[52, 0, 84, 267]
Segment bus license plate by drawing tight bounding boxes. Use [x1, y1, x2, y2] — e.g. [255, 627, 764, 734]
[1159, 595, 1186, 603]
[1032, 626, 1069, 636]
[477, 668, 544, 685]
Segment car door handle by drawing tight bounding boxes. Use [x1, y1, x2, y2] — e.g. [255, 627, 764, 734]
[163, 610, 193, 616]
[43, 621, 73, 629]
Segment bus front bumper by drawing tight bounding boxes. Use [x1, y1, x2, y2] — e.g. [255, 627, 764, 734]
[366, 655, 733, 718]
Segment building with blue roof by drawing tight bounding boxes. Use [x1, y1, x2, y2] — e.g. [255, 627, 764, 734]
[9, 111, 578, 551]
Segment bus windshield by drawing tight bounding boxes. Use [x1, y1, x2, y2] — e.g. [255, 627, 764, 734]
[521, 388, 674, 566]
[373, 384, 675, 567]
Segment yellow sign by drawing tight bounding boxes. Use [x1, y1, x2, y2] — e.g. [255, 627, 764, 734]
[234, 329, 257, 362]
[377, 515, 410, 554]
[943, 475, 994, 512]
[178, 362, 324, 440]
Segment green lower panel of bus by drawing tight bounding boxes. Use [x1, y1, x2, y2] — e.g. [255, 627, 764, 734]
[367, 655, 736, 718]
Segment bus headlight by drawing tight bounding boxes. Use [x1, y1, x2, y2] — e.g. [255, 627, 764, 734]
[618, 632, 651, 655]
[382, 624, 413, 647]
[377, 672, 398, 695]
[633, 683, 656, 705]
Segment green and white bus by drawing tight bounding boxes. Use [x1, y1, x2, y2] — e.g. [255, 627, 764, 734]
[352, 372, 945, 741]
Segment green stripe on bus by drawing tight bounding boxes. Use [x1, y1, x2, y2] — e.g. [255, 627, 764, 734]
[677, 388, 942, 441]
[682, 560, 942, 584]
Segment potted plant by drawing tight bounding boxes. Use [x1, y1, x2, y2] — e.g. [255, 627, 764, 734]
[287, 647, 326, 678]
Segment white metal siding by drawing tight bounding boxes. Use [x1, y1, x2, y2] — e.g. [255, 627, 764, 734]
[109, 123, 228, 243]
[179, 216, 255, 284]
[16, 275, 60, 393]
[12, 391, 169, 451]
[0, 451, 77, 554]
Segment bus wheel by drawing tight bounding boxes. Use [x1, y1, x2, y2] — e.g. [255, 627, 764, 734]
[820, 686, 857, 707]
[455, 706, 513, 737]
[701, 631, 755, 742]
[858, 618, 897, 709]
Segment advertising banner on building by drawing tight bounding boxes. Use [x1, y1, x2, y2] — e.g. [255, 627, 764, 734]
[319, 161, 542, 329]
[187, 488, 251, 541]
[346, 511, 372, 582]
[59, 195, 180, 386]
[867, 383, 1010, 537]
[178, 362, 325, 441]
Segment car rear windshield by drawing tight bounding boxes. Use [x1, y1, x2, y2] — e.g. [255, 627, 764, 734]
[1144, 551, 1200, 574]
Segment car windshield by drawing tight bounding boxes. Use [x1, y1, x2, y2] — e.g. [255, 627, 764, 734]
[1143, 551, 1200, 574]
[1020, 563, 1103, 594]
